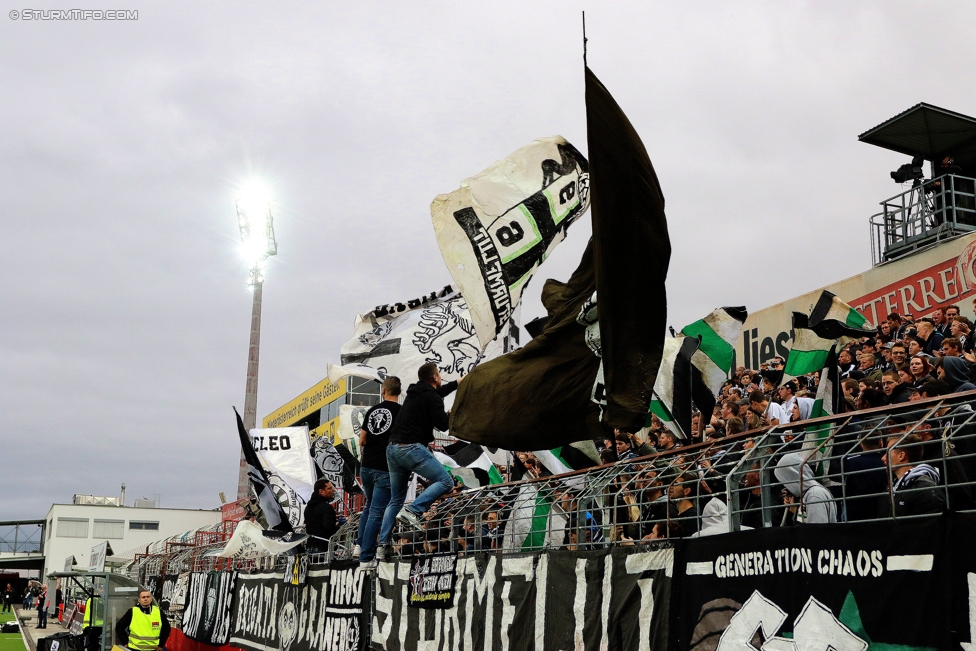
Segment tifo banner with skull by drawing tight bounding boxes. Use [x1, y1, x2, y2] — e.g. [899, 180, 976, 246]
[431, 136, 590, 349]
[182, 571, 237, 645]
[229, 562, 368, 651]
[675, 514, 976, 650]
[339, 285, 519, 387]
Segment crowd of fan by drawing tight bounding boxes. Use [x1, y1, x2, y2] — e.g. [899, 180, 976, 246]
[383, 305, 976, 555]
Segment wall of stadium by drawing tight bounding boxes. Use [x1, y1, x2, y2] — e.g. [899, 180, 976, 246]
[735, 232, 976, 369]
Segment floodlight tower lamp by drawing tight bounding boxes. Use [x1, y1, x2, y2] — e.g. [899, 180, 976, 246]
[234, 180, 278, 499]
[235, 183, 277, 288]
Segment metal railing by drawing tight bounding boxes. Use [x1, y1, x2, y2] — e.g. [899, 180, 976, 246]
[870, 174, 976, 265]
[871, 174, 976, 265]
[322, 390, 976, 560]
[0, 520, 45, 554]
[124, 390, 976, 578]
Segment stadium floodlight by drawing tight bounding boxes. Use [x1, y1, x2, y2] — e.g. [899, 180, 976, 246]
[235, 182, 277, 287]
[234, 180, 278, 499]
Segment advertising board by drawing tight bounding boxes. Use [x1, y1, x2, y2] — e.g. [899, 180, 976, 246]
[735, 233, 976, 368]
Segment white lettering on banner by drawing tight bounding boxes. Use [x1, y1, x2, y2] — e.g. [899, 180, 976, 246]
[712, 548, 884, 579]
[961, 573, 976, 651]
[792, 598, 868, 651]
[397, 562, 410, 649]
[886, 554, 934, 572]
[601, 554, 612, 651]
[463, 556, 497, 651]
[717, 591, 869, 651]
[574, 559, 587, 650]
[625, 552, 667, 651]
[715, 591, 788, 651]
[370, 563, 394, 649]
[501, 557, 533, 651]
[534, 555, 548, 651]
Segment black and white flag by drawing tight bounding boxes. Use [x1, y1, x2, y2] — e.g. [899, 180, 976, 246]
[235, 407, 292, 532]
[338, 286, 519, 386]
[431, 136, 590, 349]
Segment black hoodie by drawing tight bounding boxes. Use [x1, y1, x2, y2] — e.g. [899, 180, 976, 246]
[389, 380, 458, 446]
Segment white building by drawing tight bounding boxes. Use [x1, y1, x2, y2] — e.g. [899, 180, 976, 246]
[41, 496, 221, 578]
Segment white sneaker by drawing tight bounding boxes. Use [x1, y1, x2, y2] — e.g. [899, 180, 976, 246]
[352, 544, 361, 559]
[376, 545, 389, 561]
[396, 508, 423, 529]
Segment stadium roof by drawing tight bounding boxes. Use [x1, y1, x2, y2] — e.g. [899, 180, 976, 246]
[858, 102, 976, 166]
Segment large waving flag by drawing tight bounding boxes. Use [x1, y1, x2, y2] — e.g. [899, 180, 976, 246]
[433, 442, 503, 488]
[233, 408, 292, 533]
[783, 313, 838, 380]
[450, 67, 671, 447]
[431, 136, 590, 349]
[808, 290, 875, 339]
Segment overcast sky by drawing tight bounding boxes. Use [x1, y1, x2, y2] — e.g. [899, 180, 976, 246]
[2, 2, 975, 520]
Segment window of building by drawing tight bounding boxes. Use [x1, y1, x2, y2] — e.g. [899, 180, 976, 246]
[347, 377, 381, 408]
[128, 521, 159, 531]
[57, 518, 89, 538]
[47, 520, 52, 540]
[92, 519, 124, 539]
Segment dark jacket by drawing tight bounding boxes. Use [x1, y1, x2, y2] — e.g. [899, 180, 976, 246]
[389, 380, 457, 446]
[920, 438, 974, 510]
[841, 449, 886, 521]
[304, 493, 338, 543]
[941, 356, 976, 393]
[115, 604, 171, 647]
[879, 464, 947, 517]
[888, 382, 914, 404]
[920, 331, 944, 356]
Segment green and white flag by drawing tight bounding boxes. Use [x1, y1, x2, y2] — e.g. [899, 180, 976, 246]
[783, 312, 837, 380]
[680, 306, 748, 414]
[533, 441, 600, 476]
[803, 345, 841, 475]
[434, 442, 503, 488]
[501, 483, 567, 551]
[649, 335, 700, 439]
[808, 290, 875, 339]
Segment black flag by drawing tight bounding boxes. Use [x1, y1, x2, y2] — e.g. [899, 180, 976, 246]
[450, 67, 670, 448]
[586, 65, 671, 432]
[233, 407, 292, 532]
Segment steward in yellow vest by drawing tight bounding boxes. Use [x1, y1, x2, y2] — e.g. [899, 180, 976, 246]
[83, 597, 103, 627]
[114, 590, 170, 651]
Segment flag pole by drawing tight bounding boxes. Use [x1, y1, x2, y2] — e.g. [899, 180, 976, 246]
[582, 11, 587, 67]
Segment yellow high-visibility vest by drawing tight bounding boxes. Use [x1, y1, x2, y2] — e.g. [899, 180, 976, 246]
[83, 598, 103, 627]
[126, 605, 162, 651]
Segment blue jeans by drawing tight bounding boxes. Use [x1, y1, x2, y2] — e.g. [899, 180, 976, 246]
[379, 443, 454, 545]
[356, 467, 391, 561]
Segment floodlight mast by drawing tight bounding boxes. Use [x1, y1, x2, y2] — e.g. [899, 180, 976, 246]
[235, 187, 277, 500]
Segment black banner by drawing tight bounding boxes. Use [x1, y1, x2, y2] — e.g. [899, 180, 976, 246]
[407, 554, 458, 610]
[230, 562, 367, 651]
[371, 547, 673, 651]
[675, 514, 976, 650]
[181, 571, 236, 645]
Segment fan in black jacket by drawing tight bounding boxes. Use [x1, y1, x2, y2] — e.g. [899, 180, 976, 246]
[304, 480, 338, 552]
[879, 433, 947, 517]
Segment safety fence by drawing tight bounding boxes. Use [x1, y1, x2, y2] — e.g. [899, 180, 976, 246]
[121, 390, 976, 583]
[113, 391, 976, 650]
[318, 390, 976, 564]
